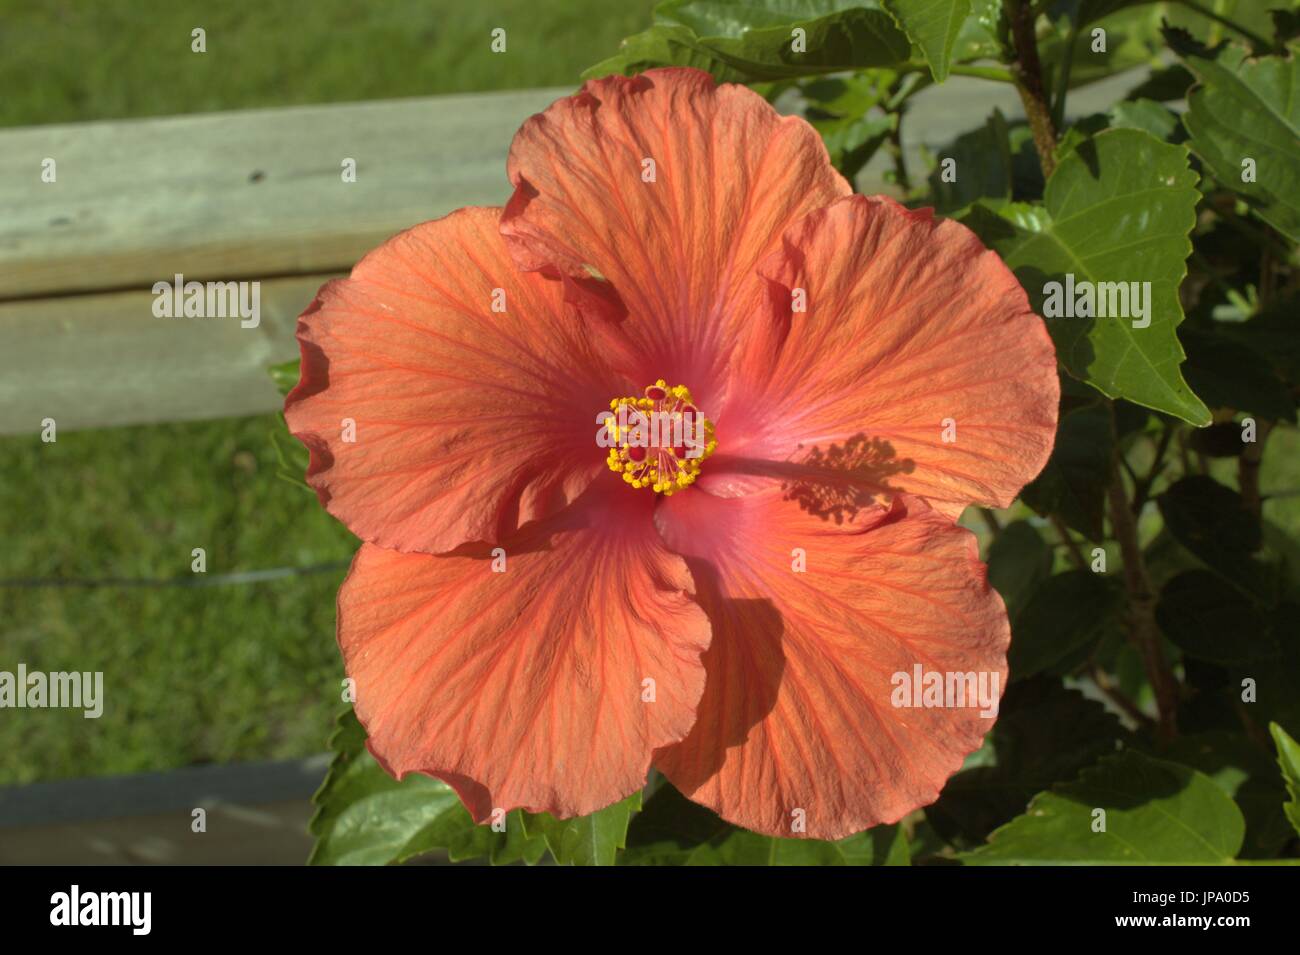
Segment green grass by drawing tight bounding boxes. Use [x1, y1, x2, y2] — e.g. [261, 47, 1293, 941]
[0, 0, 655, 127]
[0, 0, 656, 784]
[0, 418, 355, 785]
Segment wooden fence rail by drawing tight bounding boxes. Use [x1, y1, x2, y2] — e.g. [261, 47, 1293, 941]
[0, 71, 1145, 436]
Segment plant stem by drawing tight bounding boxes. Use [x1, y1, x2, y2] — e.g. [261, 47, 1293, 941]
[887, 70, 931, 110]
[886, 121, 912, 193]
[1004, 0, 1058, 178]
[1131, 422, 1175, 514]
[1052, 514, 1088, 569]
[1215, 199, 1294, 260]
[1260, 248, 1277, 305]
[1176, 0, 1274, 50]
[1239, 419, 1272, 520]
[978, 507, 1003, 537]
[1090, 665, 1155, 730]
[881, 74, 929, 193]
[1107, 444, 1179, 740]
[1050, 21, 1079, 130]
[949, 64, 1017, 82]
[899, 62, 1015, 83]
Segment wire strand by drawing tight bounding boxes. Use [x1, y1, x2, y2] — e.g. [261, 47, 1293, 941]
[0, 560, 352, 589]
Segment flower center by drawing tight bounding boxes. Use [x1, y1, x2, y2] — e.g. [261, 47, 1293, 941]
[603, 379, 716, 495]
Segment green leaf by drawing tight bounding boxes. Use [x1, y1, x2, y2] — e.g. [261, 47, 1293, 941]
[1176, 42, 1300, 243]
[985, 519, 1054, 619]
[1052, 113, 1109, 165]
[1125, 64, 1195, 103]
[1154, 730, 1297, 858]
[1074, 0, 1151, 29]
[1270, 722, 1300, 838]
[584, 24, 748, 83]
[961, 750, 1246, 864]
[1181, 651, 1300, 753]
[1038, 4, 1167, 91]
[950, 0, 1003, 63]
[963, 129, 1210, 425]
[1019, 402, 1113, 540]
[308, 709, 546, 866]
[927, 110, 1044, 214]
[1107, 98, 1182, 142]
[524, 792, 642, 866]
[927, 678, 1127, 847]
[812, 112, 895, 179]
[621, 781, 908, 865]
[798, 74, 896, 179]
[1057, 96, 1186, 161]
[1274, 10, 1300, 46]
[585, 0, 911, 82]
[1181, 324, 1298, 422]
[1188, 421, 1247, 459]
[1009, 570, 1124, 679]
[1219, 291, 1300, 386]
[882, 0, 972, 81]
[1264, 517, 1300, 598]
[1156, 570, 1276, 666]
[1156, 475, 1264, 591]
[268, 360, 312, 491]
[269, 418, 312, 493]
[268, 359, 300, 397]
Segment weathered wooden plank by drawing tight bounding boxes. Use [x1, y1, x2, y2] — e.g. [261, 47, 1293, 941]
[0, 274, 331, 435]
[0, 70, 1147, 304]
[0, 756, 326, 865]
[0, 755, 329, 828]
[0, 802, 317, 865]
[0, 756, 477, 865]
[0, 87, 568, 300]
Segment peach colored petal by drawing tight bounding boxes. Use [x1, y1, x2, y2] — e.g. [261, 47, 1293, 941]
[652, 487, 1009, 840]
[714, 194, 1058, 515]
[501, 67, 851, 411]
[285, 206, 628, 554]
[338, 484, 711, 820]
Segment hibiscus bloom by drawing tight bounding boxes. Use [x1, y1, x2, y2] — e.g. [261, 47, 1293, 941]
[285, 67, 1058, 840]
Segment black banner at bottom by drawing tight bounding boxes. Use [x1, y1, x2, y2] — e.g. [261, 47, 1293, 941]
[0, 863, 1290, 940]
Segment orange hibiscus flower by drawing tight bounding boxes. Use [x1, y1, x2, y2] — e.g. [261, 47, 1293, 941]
[284, 67, 1058, 840]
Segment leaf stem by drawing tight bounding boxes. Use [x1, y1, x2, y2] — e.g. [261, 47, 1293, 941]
[899, 62, 1015, 83]
[948, 63, 1017, 82]
[1175, 0, 1274, 50]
